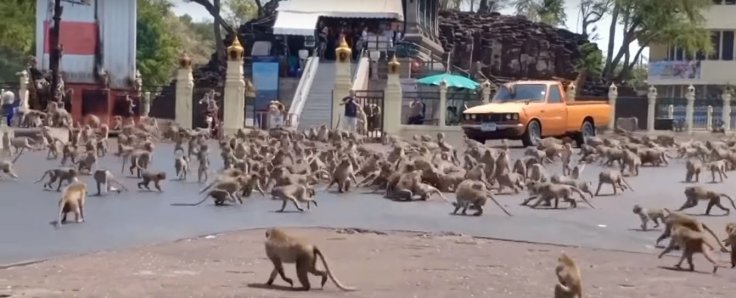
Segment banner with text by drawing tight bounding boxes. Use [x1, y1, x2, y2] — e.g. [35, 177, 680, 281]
[648, 61, 701, 80]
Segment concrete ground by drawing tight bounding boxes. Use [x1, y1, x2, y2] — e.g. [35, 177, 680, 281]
[1, 129, 736, 296]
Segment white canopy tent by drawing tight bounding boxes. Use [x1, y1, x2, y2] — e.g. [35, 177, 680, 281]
[273, 0, 404, 36]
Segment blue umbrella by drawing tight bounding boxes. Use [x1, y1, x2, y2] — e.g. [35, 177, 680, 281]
[416, 73, 480, 90]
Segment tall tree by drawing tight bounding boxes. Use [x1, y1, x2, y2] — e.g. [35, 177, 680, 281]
[0, 0, 35, 82]
[537, 0, 566, 26]
[602, 0, 713, 80]
[223, 0, 258, 26]
[513, 0, 540, 21]
[579, 0, 612, 40]
[137, 0, 181, 87]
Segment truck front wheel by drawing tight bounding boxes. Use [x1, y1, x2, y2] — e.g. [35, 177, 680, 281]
[521, 120, 541, 147]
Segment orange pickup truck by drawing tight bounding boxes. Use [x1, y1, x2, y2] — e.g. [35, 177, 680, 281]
[461, 80, 611, 147]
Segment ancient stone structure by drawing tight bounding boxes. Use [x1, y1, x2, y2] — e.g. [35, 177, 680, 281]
[437, 11, 599, 89]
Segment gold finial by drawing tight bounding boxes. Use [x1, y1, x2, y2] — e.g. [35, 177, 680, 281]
[388, 54, 400, 74]
[335, 35, 352, 63]
[178, 52, 192, 69]
[227, 37, 245, 61]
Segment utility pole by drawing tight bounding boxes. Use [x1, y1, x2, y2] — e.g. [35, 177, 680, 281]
[49, 0, 63, 103]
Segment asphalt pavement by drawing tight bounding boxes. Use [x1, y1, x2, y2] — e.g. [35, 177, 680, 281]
[1, 141, 734, 266]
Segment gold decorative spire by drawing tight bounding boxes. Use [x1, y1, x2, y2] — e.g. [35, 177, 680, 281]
[227, 37, 244, 61]
[178, 52, 192, 69]
[388, 54, 400, 74]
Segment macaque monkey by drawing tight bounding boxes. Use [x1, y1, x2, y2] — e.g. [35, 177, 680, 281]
[199, 176, 247, 204]
[554, 253, 582, 298]
[723, 223, 736, 268]
[10, 137, 34, 155]
[92, 170, 128, 196]
[678, 186, 736, 215]
[528, 164, 549, 183]
[174, 155, 190, 180]
[35, 167, 78, 191]
[55, 181, 87, 228]
[137, 170, 166, 192]
[59, 142, 78, 166]
[0, 152, 23, 179]
[452, 179, 512, 216]
[263, 228, 357, 291]
[527, 183, 595, 209]
[325, 157, 358, 193]
[655, 211, 729, 252]
[560, 143, 574, 176]
[658, 225, 721, 274]
[632, 204, 669, 231]
[495, 172, 525, 194]
[174, 189, 240, 206]
[75, 151, 97, 175]
[197, 156, 209, 183]
[124, 150, 152, 178]
[413, 182, 447, 201]
[706, 159, 729, 183]
[595, 169, 633, 196]
[685, 159, 703, 183]
[512, 159, 527, 180]
[271, 184, 318, 212]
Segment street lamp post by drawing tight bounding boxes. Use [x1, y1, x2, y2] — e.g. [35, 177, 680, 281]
[49, 0, 63, 103]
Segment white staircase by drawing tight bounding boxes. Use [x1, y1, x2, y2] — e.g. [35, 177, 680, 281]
[286, 56, 319, 129]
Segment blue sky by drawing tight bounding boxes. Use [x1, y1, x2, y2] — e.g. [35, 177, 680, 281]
[170, 0, 646, 61]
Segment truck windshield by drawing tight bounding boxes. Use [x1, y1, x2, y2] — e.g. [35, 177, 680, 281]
[493, 84, 547, 103]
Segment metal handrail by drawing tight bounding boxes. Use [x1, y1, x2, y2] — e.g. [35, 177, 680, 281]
[286, 54, 320, 128]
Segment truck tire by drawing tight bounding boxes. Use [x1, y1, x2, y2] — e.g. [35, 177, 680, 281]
[521, 120, 541, 147]
[575, 120, 596, 147]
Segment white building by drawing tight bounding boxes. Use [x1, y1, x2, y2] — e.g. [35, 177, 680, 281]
[648, 0, 736, 99]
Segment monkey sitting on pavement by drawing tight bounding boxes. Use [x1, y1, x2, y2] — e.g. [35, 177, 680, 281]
[632, 204, 669, 231]
[554, 253, 582, 298]
[137, 170, 166, 192]
[272, 184, 318, 212]
[264, 228, 357, 291]
[92, 170, 128, 196]
[55, 181, 88, 228]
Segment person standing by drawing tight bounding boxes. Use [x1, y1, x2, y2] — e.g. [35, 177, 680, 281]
[1, 90, 15, 126]
[340, 90, 359, 131]
[408, 97, 425, 125]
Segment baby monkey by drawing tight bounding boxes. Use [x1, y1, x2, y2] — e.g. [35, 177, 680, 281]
[632, 204, 670, 231]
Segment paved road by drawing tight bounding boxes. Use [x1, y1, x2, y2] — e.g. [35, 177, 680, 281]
[1, 141, 734, 266]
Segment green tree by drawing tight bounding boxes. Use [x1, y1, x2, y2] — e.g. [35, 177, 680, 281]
[0, 0, 35, 82]
[137, 0, 181, 87]
[224, 0, 258, 25]
[579, 0, 613, 40]
[175, 14, 217, 65]
[602, 0, 713, 81]
[512, 0, 565, 26]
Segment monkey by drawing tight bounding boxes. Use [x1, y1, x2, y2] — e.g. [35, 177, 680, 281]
[554, 253, 582, 298]
[137, 170, 166, 192]
[658, 225, 721, 274]
[495, 172, 525, 194]
[0, 151, 24, 179]
[722, 222, 736, 268]
[271, 184, 318, 212]
[197, 155, 209, 183]
[95, 137, 108, 157]
[55, 181, 87, 228]
[173, 189, 240, 206]
[528, 163, 548, 183]
[677, 186, 736, 215]
[45, 137, 62, 160]
[632, 204, 669, 231]
[512, 159, 527, 180]
[174, 155, 190, 180]
[706, 159, 729, 183]
[620, 149, 641, 177]
[560, 143, 574, 176]
[325, 157, 358, 193]
[527, 183, 595, 209]
[655, 211, 729, 253]
[92, 170, 128, 196]
[9, 137, 34, 156]
[549, 174, 594, 198]
[595, 169, 632, 196]
[35, 168, 78, 191]
[685, 158, 703, 183]
[452, 179, 512, 216]
[413, 182, 447, 201]
[74, 151, 97, 175]
[123, 150, 152, 178]
[59, 142, 78, 166]
[263, 228, 357, 291]
[198, 176, 248, 204]
[240, 173, 266, 197]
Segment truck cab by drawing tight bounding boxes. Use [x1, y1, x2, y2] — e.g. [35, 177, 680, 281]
[461, 80, 611, 147]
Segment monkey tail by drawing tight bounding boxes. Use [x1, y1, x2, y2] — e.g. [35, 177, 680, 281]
[198, 180, 216, 194]
[487, 193, 512, 216]
[719, 193, 736, 210]
[662, 208, 672, 215]
[171, 194, 209, 206]
[313, 247, 357, 291]
[573, 187, 595, 209]
[34, 170, 50, 184]
[621, 177, 634, 191]
[702, 223, 730, 252]
[11, 150, 23, 164]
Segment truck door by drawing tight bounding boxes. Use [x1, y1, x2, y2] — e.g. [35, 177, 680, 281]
[540, 85, 567, 136]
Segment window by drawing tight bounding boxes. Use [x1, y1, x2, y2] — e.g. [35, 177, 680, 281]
[709, 31, 721, 60]
[548, 86, 562, 103]
[723, 31, 734, 60]
[726, 0, 735, 4]
[676, 47, 684, 61]
[493, 84, 547, 103]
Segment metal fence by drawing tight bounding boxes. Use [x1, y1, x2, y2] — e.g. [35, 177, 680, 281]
[655, 98, 733, 129]
[402, 90, 441, 125]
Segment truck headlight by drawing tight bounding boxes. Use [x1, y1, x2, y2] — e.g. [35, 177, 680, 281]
[504, 114, 511, 120]
[511, 113, 519, 120]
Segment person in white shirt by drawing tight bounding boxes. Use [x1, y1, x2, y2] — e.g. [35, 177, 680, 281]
[1, 90, 16, 126]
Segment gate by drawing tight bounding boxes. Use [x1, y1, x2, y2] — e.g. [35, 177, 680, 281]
[353, 90, 384, 139]
[192, 86, 225, 129]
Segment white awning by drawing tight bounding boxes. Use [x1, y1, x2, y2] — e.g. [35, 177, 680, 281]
[273, 12, 321, 36]
[277, 0, 404, 21]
